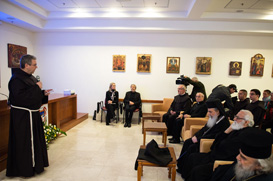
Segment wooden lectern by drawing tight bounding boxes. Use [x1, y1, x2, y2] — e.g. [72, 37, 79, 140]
[0, 99, 10, 172]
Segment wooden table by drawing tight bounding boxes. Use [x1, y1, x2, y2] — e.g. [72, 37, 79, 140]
[143, 122, 167, 147]
[48, 93, 88, 132]
[137, 146, 177, 181]
[142, 113, 161, 133]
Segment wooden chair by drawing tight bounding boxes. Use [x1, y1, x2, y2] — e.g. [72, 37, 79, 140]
[151, 98, 173, 122]
[123, 103, 142, 124]
[181, 117, 208, 140]
[200, 139, 215, 153]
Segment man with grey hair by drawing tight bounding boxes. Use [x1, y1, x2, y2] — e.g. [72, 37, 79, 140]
[184, 76, 207, 102]
[170, 92, 208, 144]
[211, 128, 273, 181]
[180, 110, 255, 180]
[163, 84, 192, 136]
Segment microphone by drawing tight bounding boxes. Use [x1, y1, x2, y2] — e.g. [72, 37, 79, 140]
[36, 75, 40, 82]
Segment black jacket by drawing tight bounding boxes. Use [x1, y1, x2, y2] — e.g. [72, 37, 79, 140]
[105, 90, 119, 108]
[208, 85, 234, 111]
[123, 91, 141, 108]
[246, 100, 265, 127]
[190, 101, 208, 117]
[169, 93, 192, 114]
[209, 127, 250, 161]
[185, 77, 207, 102]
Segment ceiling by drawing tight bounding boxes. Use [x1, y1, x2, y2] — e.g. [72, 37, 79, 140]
[0, 0, 273, 35]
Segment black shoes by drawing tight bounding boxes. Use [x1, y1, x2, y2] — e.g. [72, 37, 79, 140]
[169, 139, 180, 144]
[106, 122, 110, 126]
[168, 137, 174, 141]
[124, 122, 131, 128]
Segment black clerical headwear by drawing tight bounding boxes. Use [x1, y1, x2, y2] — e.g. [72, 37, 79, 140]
[206, 99, 225, 116]
[240, 128, 273, 159]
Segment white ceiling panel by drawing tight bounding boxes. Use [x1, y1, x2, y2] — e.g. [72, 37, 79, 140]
[251, 1, 273, 10]
[145, 0, 169, 7]
[48, 0, 78, 8]
[225, 0, 259, 9]
[1, 0, 273, 35]
[96, 0, 123, 8]
[73, 0, 100, 8]
[120, 0, 144, 8]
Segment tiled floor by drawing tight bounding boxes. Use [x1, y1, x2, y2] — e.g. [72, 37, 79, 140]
[0, 118, 184, 181]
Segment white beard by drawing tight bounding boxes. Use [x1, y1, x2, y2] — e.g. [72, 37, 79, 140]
[231, 120, 245, 130]
[234, 162, 256, 181]
[207, 115, 218, 128]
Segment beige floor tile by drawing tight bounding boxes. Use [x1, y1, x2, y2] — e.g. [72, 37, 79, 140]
[0, 118, 184, 181]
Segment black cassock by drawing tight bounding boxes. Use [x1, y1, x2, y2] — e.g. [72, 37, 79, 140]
[6, 69, 49, 177]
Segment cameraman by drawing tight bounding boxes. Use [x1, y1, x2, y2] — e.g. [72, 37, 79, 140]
[184, 76, 207, 102]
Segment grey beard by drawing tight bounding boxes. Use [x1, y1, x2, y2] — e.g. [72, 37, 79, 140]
[207, 115, 218, 128]
[231, 120, 245, 130]
[234, 162, 256, 181]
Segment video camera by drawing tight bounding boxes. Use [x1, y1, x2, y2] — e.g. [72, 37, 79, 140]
[175, 75, 189, 86]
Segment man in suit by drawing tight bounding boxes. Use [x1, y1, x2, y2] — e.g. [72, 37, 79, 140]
[123, 84, 141, 128]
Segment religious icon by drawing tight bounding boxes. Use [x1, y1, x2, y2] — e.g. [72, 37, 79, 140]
[229, 61, 242, 76]
[250, 53, 265, 76]
[8, 44, 27, 68]
[166, 57, 180, 73]
[137, 54, 151, 73]
[112, 55, 126, 72]
[196, 57, 212, 75]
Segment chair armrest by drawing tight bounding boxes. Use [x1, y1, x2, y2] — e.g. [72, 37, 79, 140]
[213, 160, 234, 171]
[151, 104, 163, 113]
[200, 139, 215, 153]
[190, 125, 204, 137]
[184, 117, 208, 130]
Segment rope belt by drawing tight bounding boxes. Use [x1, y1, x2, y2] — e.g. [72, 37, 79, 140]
[11, 105, 40, 167]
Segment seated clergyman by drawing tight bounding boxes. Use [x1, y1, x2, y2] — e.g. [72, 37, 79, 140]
[211, 128, 273, 181]
[181, 110, 254, 180]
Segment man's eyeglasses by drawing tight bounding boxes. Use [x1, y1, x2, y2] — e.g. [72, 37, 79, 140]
[234, 115, 245, 120]
[250, 93, 256, 95]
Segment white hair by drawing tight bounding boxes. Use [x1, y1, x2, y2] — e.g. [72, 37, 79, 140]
[192, 77, 198, 82]
[257, 155, 273, 174]
[240, 110, 254, 127]
[180, 84, 187, 91]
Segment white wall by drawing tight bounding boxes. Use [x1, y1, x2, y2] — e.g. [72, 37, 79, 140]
[0, 22, 35, 98]
[0, 22, 272, 115]
[34, 32, 273, 115]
